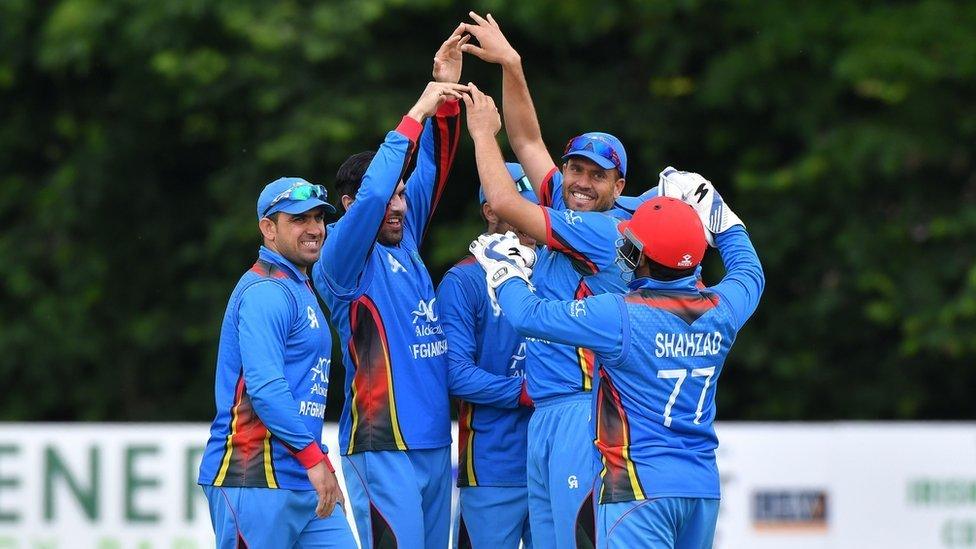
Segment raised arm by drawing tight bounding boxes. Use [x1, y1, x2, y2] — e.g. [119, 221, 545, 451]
[461, 12, 556, 193]
[315, 82, 468, 296]
[710, 226, 765, 331]
[464, 83, 548, 244]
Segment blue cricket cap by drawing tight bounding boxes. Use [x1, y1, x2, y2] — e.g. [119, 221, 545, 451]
[561, 132, 628, 176]
[257, 177, 336, 221]
[478, 162, 538, 205]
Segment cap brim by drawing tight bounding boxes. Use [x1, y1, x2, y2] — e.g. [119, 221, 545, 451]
[273, 198, 336, 216]
[562, 151, 616, 170]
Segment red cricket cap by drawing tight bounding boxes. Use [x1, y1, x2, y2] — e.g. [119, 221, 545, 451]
[617, 196, 707, 269]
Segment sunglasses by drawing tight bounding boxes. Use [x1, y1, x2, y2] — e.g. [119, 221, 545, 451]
[262, 183, 328, 217]
[563, 135, 622, 171]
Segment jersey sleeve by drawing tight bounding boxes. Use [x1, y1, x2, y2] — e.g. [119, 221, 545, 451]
[710, 226, 765, 331]
[404, 100, 461, 245]
[541, 206, 621, 274]
[537, 167, 565, 210]
[496, 279, 628, 362]
[237, 281, 326, 465]
[314, 116, 424, 297]
[436, 269, 523, 408]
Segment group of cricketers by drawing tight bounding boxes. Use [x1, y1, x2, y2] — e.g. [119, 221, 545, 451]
[197, 12, 764, 549]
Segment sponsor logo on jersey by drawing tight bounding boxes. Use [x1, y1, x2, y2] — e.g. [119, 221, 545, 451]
[570, 300, 587, 317]
[568, 475, 579, 489]
[306, 306, 320, 329]
[564, 210, 583, 226]
[388, 252, 407, 273]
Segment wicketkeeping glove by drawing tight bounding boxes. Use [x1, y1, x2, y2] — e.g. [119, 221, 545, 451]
[469, 232, 533, 307]
[658, 166, 744, 246]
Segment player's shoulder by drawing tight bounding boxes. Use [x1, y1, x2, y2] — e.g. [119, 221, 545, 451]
[443, 255, 482, 284]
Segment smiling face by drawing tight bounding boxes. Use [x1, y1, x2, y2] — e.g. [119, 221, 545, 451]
[260, 206, 326, 273]
[561, 157, 626, 212]
[378, 181, 406, 246]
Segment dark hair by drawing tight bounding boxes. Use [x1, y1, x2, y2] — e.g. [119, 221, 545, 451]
[335, 151, 376, 211]
[644, 256, 695, 282]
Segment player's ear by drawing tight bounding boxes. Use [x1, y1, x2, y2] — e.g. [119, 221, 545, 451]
[482, 202, 498, 224]
[259, 216, 277, 241]
[613, 176, 626, 198]
[341, 194, 355, 211]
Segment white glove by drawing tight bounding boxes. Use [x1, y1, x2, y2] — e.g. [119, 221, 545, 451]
[491, 230, 537, 273]
[469, 233, 533, 307]
[658, 166, 744, 246]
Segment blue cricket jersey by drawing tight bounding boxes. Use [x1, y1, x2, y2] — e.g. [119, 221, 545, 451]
[526, 168, 635, 400]
[496, 226, 764, 502]
[313, 102, 522, 456]
[437, 255, 536, 487]
[199, 247, 334, 491]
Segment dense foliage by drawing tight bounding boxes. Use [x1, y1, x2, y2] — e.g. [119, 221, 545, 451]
[2, 0, 974, 421]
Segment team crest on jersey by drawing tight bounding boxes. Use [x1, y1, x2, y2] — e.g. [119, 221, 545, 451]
[306, 306, 320, 329]
[388, 252, 407, 273]
[569, 300, 587, 317]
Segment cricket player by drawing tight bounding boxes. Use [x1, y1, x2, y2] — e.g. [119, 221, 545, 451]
[460, 14, 653, 544]
[470, 170, 765, 548]
[437, 162, 538, 549]
[313, 33, 525, 548]
[198, 177, 356, 548]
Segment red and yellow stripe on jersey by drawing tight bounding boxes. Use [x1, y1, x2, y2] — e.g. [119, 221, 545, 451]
[596, 368, 645, 502]
[213, 375, 279, 488]
[347, 295, 407, 454]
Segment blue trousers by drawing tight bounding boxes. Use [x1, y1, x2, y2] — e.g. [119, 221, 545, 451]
[598, 498, 719, 549]
[527, 393, 598, 549]
[454, 486, 532, 549]
[342, 447, 452, 549]
[202, 485, 356, 548]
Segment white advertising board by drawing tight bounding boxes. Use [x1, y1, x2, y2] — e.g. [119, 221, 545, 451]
[0, 423, 973, 548]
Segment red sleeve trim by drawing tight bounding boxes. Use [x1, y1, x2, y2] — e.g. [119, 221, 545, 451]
[395, 115, 423, 142]
[323, 453, 335, 473]
[519, 381, 534, 407]
[436, 98, 461, 117]
[294, 441, 327, 469]
[542, 206, 560, 251]
[539, 166, 559, 208]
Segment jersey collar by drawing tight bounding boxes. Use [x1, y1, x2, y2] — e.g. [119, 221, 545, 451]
[627, 265, 703, 293]
[258, 246, 309, 282]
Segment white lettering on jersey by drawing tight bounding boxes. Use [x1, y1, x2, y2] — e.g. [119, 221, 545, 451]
[412, 298, 438, 323]
[411, 339, 448, 359]
[311, 357, 329, 382]
[299, 400, 325, 418]
[388, 252, 407, 273]
[564, 210, 583, 226]
[655, 331, 723, 357]
[307, 306, 320, 329]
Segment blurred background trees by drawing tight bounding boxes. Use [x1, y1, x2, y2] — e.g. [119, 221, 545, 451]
[1, 0, 974, 421]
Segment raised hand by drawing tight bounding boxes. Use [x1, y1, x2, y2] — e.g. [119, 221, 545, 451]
[461, 82, 501, 140]
[433, 24, 471, 83]
[658, 167, 744, 246]
[470, 232, 533, 307]
[460, 12, 520, 66]
[408, 81, 471, 123]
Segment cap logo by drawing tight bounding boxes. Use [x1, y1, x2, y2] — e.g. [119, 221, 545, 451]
[678, 254, 693, 268]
